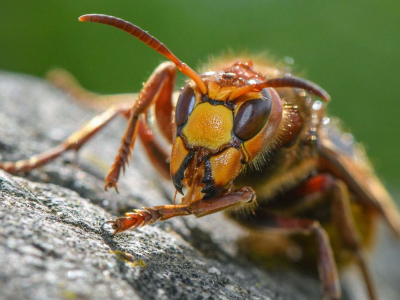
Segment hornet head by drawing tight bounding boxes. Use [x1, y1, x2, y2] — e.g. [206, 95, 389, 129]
[170, 66, 285, 204]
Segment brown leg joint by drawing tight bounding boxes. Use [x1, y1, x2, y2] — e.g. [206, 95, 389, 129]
[107, 187, 255, 235]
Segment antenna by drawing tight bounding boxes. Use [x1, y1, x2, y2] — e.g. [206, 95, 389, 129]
[79, 14, 207, 94]
[229, 77, 330, 102]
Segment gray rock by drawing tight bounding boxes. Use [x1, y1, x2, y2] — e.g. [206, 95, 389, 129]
[0, 71, 399, 300]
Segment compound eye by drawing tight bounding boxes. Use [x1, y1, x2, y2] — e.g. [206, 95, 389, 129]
[234, 95, 272, 141]
[175, 86, 196, 127]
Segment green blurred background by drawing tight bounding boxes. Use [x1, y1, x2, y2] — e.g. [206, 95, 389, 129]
[1, 1, 399, 186]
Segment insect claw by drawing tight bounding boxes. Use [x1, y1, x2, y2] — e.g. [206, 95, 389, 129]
[105, 182, 112, 191]
[104, 181, 119, 193]
[105, 220, 119, 235]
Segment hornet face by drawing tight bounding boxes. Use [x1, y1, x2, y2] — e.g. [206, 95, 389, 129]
[170, 71, 283, 204]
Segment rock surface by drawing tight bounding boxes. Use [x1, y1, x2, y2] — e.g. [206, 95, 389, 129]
[0, 71, 399, 300]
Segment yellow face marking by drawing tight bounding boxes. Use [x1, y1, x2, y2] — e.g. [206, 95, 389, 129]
[206, 81, 236, 101]
[207, 81, 220, 99]
[215, 86, 236, 101]
[209, 147, 242, 187]
[182, 103, 233, 151]
[170, 136, 189, 176]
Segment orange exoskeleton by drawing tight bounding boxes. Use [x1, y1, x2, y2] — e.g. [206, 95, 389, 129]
[1, 14, 399, 300]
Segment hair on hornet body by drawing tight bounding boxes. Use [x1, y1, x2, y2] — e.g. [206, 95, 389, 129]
[1, 13, 400, 300]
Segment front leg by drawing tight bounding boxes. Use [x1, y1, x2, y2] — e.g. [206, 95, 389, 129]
[0, 104, 131, 174]
[106, 187, 255, 235]
[104, 61, 176, 191]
